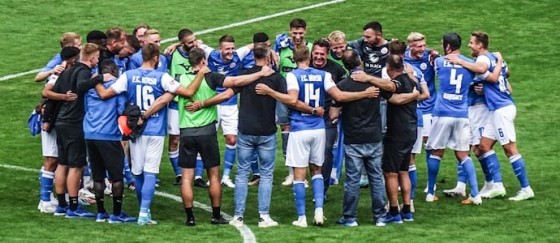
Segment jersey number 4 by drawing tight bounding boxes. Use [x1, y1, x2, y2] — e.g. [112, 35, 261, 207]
[136, 85, 155, 111]
[450, 69, 463, 94]
[304, 83, 320, 108]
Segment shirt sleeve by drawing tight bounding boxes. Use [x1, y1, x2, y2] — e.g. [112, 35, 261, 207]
[286, 72, 299, 91]
[161, 73, 180, 93]
[380, 90, 393, 100]
[205, 72, 226, 90]
[200, 44, 214, 59]
[476, 55, 491, 67]
[381, 67, 389, 79]
[236, 46, 251, 60]
[323, 72, 336, 92]
[110, 73, 128, 94]
[41, 54, 62, 72]
[275, 75, 288, 93]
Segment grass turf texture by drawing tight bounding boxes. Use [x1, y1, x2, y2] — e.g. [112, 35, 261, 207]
[0, 0, 559, 242]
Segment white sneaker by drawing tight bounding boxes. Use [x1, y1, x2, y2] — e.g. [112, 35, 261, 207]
[221, 177, 235, 188]
[478, 181, 494, 197]
[38, 200, 56, 213]
[483, 185, 507, 199]
[79, 188, 96, 199]
[424, 183, 436, 193]
[104, 181, 112, 195]
[410, 200, 415, 213]
[282, 175, 294, 186]
[292, 216, 308, 228]
[508, 187, 534, 201]
[229, 216, 244, 227]
[461, 195, 482, 205]
[443, 187, 466, 197]
[425, 193, 439, 202]
[304, 180, 309, 188]
[313, 208, 325, 226]
[258, 215, 279, 228]
[50, 193, 59, 206]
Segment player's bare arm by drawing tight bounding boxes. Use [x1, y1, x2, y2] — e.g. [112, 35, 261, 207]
[222, 65, 275, 88]
[351, 70, 396, 92]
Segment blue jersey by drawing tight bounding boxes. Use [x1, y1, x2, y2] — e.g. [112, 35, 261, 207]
[433, 55, 476, 118]
[207, 49, 244, 105]
[242, 51, 255, 69]
[404, 49, 436, 114]
[110, 68, 180, 136]
[128, 49, 169, 72]
[83, 79, 126, 141]
[113, 56, 129, 75]
[287, 68, 336, 132]
[41, 54, 62, 72]
[468, 77, 486, 106]
[481, 53, 514, 111]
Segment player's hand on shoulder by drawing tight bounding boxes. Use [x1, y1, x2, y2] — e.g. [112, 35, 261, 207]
[255, 83, 272, 95]
[164, 43, 179, 55]
[260, 65, 275, 77]
[444, 54, 461, 64]
[102, 73, 116, 82]
[365, 86, 380, 98]
[199, 66, 211, 75]
[350, 70, 370, 83]
[65, 91, 77, 101]
[53, 64, 65, 74]
[411, 86, 420, 98]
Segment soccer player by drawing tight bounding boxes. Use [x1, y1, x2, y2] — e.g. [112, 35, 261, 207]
[34, 32, 81, 82]
[45, 43, 104, 218]
[83, 60, 136, 223]
[174, 47, 274, 226]
[93, 43, 206, 225]
[99, 27, 127, 63]
[114, 34, 141, 75]
[446, 32, 533, 201]
[275, 18, 313, 186]
[227, 44, 283, 228]
[168, 28, 207, 186]
[425, 32, 481, 205]
[380, 54, 421, 224]
[133, 24, 150, 46]
[308, 39, 347, 199]
[259, 46, 378, 227]
[129, 29, 169, 72]
[200, 35, 253, 188]
[327, 30, 349, 68]
[38, 46, 81, 213]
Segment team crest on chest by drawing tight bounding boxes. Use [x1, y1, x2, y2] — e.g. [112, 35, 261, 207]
[381, 47, 388, 54]
[230, 62, 236, 68]
[420, 62, 428, 70]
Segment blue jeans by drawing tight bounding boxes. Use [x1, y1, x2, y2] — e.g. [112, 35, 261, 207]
[234, 133, 277, 216]
[342, 142, 386, 222]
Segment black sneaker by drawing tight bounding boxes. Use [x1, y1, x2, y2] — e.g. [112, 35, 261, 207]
[194, 178, 209, 188]
[174, 175, 182, 185]
[211, 215, 228, 225]
[248, 175, 260, 186]
[185, 216, 196, 226]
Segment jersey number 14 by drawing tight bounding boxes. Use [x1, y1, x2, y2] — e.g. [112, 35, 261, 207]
[304, 83, 320, 108]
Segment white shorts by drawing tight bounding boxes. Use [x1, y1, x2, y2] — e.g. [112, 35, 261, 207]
[482, 105, 517, 145]
[469, 104, 492, 145]
[411, 126, 423, 154]
[217, 105, 238, 136]
[426, 116, 470, 151]
[167, 108, 180, 136]
[41, 129, 58, 157]
[421, 113, 433, 137]
[130, 135, 164, 175]
[286, 129, 326, 168]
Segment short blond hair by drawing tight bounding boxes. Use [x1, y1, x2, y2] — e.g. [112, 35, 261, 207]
[60, 32, 81, 48]
[145, 29, 160, 37]
[80, 43, 99, 60]
[328, 30, 346, 43]
[407, 32, 425, 44]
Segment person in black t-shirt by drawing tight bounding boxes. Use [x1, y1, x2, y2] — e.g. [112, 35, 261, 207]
[309, 39, 347, 199]
[380, 55, 420, 223]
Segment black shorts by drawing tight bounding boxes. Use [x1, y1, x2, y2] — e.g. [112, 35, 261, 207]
[382, 139, 415, 173]
[56, 124, 87, 168]
[86, 140, 124, 182]
[179, 135, 220, 169]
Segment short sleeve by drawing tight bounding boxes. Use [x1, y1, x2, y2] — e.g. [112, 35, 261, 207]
[205, 72, 226, 90]
[286, 72, 299, 91]
[273, 75, 288, 93]
[476, 55, 491, 67]
[110, 73, 128, 94]
[380, 90, 393, 100]
[161, 73, 180, 93]
[323, 72, 336, 91]
[381, 67, 389, 80]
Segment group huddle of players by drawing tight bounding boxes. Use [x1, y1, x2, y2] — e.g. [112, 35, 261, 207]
[33, 18, 533, 228]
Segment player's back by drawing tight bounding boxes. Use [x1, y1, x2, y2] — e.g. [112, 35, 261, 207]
[481, 53, 513, 111]
[288, 67, 327, 132]
[433, 55, 476, 118]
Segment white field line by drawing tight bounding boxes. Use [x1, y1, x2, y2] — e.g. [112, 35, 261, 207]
[0, 163, 256, 243]
[0, 0, 345, 82]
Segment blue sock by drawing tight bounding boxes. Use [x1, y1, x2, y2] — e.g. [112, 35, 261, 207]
[251, 152, 259, 175]
[281, 132, 289, 159]
[169, 150, 181, 176]
[461, 157, 479, 197]
[223, 145, 236, 177]
[476, 154, 492, 182]
[40, 170, 55, 201]
[195, 155, 204, 178]
[510, 154, 530, 188]
[134, 174, 144, 205]
[123, 157, 134, 184]
[140, 172, 157, 213]
[293, 181, 306, 216]
[312, 175, 324, 208]
[483, 150, 502, 183]
[457, 161, 467, 184]
[408, 165, 417, 200]
[427, 155, 441, 194]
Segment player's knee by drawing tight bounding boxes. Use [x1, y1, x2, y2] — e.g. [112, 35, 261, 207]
[168, 135, 180, 151]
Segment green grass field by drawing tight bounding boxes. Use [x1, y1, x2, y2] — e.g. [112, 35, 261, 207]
[1, 0, 559, 242]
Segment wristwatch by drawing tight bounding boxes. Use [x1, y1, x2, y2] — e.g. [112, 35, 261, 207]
[311, 108, 318, 115]
[140, 114, 147, 121]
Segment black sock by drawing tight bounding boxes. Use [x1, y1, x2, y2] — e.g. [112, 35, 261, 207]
[96, 196, 105, 214]
[113, 196, 123, 216]
[185, 207, 194, 219]
[389, 206, 399, 216]
[69, 196, 79, 211]
[212, 206, 221, 219]
[402, 204, 411, 214]
[57, 194, 67, 208]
